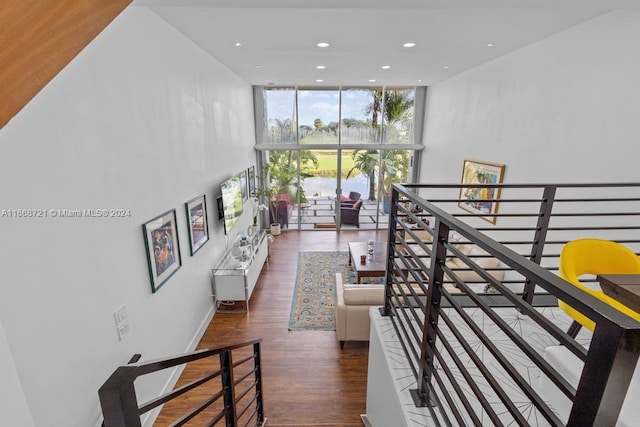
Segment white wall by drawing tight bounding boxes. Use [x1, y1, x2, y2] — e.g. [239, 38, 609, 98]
[0, 6, 255, 426]
[421, 10, 640, 185]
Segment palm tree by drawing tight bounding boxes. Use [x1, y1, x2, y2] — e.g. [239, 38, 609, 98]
[346, 150, 379, 201]
[364, 90, 383, 128]
[383, 90, 414, 126]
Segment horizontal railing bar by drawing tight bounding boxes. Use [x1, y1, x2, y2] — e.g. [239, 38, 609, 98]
[388, 276, 425, 345]
[403, 182, 640, 189]
[396, 185, 640, 332]
[443, 243, 587, 359]
[432, 329, 500, 425]
[550, 212, 640, 217]
[554, 197, 640, 202]
[234, 382, 256, 405]
[234, 368, 258, 388]
[241, 407, 258, 427]
[138, 369, 222, 414]
[167, 389, 224, 427]
[436, 306, 529, 425]
[236, 389, 257, 419]
[204, 408, 226, 427]
[548, 226, 640, 231]
[134, 338, 263, 376]
[454, 212, 542, 218]
[232, 353, 257, 369]
[387, 302, 421, 379]
[444, 263, 579, 404]
[426, 367, 460, 426]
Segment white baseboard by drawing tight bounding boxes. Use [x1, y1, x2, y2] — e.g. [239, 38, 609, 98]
[141, 303, 216, 427]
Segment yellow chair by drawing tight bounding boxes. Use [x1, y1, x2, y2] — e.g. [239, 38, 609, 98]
[558, 238, 640, 337]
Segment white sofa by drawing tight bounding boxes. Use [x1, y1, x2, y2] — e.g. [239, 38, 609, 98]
[335, 273, 384, 348]
[407, 230, 505, 293]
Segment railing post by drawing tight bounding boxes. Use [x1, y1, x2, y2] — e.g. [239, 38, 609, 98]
[411, 218, 450, 407]
[522, 185, 556, 304]
[568, 325, 640, 426]
[253, 342, 265, 426]
[99, 366, 142, 427]
[220, 350, 237, 427]
[382, 187, 401, 316]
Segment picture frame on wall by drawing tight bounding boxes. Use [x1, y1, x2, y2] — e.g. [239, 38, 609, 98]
[458, 159, 506, 224]
[216, 196, 224, 221]
[185, 194, 209, 255]
[240, 169, 248, 201]
[142, 209, 182, 293]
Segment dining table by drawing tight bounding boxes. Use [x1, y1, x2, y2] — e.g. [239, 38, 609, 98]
[597, 274, 640, 313]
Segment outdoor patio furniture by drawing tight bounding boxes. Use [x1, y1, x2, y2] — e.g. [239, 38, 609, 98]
[340, 199, 363, 227]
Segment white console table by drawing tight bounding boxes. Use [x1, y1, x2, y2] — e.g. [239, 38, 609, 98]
[212, 229, 268, 312]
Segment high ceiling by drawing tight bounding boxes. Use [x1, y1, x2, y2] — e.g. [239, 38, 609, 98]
[132, 0, 637, 86]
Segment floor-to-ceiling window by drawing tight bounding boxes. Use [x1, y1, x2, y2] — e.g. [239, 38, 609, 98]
[254, 86, 425, 231]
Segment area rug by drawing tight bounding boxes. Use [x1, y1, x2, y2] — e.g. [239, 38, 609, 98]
[288, 251, 384, 331]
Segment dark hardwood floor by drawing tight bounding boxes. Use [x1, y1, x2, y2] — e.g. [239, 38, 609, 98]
[155, 229, 388, 426]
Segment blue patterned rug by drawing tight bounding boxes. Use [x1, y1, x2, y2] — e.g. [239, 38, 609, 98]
[288, 251, 384, 331]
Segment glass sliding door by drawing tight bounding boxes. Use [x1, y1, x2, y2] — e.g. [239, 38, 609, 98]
[379, 149, 412, 222]
[298, 149, 337, 230]
[254, 85, 424, 231]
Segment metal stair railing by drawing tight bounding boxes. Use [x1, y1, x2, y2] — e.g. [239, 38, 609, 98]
[382, 183, 640, 426]
[99, 338, 264, 427]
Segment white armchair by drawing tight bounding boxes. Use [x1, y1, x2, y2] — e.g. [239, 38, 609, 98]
[335, 273, 384, 349]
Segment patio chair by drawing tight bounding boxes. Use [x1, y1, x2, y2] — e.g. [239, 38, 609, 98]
[558, 238, 640, 337]
[337, 191, 361, 208]
[340, 199, 363, 227]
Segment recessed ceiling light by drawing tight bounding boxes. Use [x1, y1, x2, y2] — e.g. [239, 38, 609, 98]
[234, 42, 242, 47]
[403, 42, 416, 48]
[316, 65, 326, 69]
[254, 65, 262, 69]
[382, 65, 391, 70]
[417, 79, 422, 83]
[316, 42, 330, 48]
[487, 43, 494, 47]
[443, 66, 449, 69]
[368, 79, 376, 83]
[316, 79, 324, 83]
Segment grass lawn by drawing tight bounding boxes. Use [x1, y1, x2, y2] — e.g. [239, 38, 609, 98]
[311, 150, 361, 177]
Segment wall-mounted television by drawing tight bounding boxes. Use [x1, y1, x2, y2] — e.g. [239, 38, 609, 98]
[221, 173, 244, 235]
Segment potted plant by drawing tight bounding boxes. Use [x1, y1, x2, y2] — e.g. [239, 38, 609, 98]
[252, 169, 281, 235]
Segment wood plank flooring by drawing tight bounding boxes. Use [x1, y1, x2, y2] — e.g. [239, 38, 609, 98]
[155, 229, 388, 426]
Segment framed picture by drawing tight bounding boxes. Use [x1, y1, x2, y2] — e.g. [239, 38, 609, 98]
[142, 209, 182, 293]
[216, 196, 224, 221]
[240, 170, 248, 201]
[248, 166, 256, 195]
[185, 194, 209, 255]
[458, 159, 506, 224]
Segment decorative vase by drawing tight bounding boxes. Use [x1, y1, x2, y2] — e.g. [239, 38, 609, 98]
[270, 223, 281, 236]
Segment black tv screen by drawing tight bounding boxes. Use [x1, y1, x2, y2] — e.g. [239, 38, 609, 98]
[221, 173, 244, 234]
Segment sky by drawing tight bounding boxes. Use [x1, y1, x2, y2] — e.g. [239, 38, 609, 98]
[266, 88, 375, 128]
